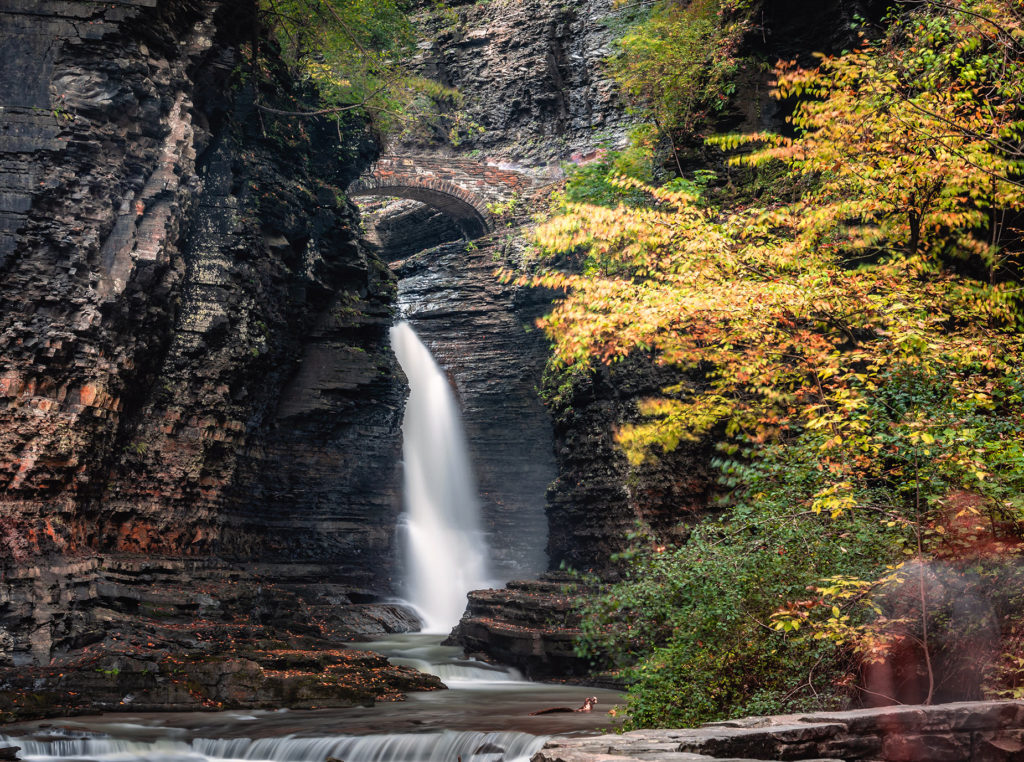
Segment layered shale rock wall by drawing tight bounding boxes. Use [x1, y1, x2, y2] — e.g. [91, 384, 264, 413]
[0, 0, 436, 708]
[350, 0, 653, 599]
[0, 0, 221, 555]
[406, 0, 630, 164]
[394, 234, 557, 583]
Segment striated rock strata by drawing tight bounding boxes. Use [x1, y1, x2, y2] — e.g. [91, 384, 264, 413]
[0, 556, 437, 720]
[395, 232, 556, 583]
[0, 0, 430, 712]
[447, 357, 717, 678]
[407, 0, 630, 165]
[541, 356, 717, 573]
[448, 573, 601, 682]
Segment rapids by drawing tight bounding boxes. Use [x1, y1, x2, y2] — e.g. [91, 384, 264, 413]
[0, 639, 623, 762]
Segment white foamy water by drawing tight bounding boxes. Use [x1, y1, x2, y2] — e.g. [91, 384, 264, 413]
[390, 321, 493, 633]
[359, 633, 525, 687]
[1, 730, 545, 762]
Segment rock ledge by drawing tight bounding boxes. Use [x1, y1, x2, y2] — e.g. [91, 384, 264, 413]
[532, 700, 1024, 761]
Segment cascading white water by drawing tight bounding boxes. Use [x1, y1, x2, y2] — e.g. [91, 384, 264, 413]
[390, 321, 492, 633]
[1, 730, 547, 762]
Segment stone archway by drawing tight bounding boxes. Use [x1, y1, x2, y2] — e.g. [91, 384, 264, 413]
[349, 181, 491, 237]
[348, 154, 535, 238]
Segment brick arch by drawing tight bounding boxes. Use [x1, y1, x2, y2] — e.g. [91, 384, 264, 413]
[348, 176, 493, 238]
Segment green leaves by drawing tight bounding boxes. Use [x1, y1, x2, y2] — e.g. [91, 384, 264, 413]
[609, 0, 754, 151]
[533, 0, 1024, 728]
[257, 0, 459, 140]
[575, 500, 900, 727]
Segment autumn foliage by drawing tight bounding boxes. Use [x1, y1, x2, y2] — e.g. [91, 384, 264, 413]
[519, 0, 1024, 726]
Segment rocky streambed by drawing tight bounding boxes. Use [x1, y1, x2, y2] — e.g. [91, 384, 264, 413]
[0, 633, 626, 762]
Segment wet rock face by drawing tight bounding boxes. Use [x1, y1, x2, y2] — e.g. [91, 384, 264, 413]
[446, 356, 717, 670]
[0, 0, 401, 571]
[448, 574, 604, 681]
[221, 278, 405, 591]
[543, 356, 717, 572]
[0, 0, 217, 553]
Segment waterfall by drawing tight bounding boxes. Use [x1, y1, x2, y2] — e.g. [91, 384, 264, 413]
[390, 321, 492, 633]
[2, 731, 547, 762]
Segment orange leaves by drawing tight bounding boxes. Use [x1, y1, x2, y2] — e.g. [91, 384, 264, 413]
[520, 0, 1024, 469]
[525, 162, 1021, 466]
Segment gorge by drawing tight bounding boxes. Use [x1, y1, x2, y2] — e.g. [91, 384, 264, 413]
[0, 0, 638, 722]
[3, 0, 1024, 760]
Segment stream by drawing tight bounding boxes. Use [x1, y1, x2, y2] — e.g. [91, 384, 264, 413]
[0, 322, 623, 761]
[0, 636, 623, 762]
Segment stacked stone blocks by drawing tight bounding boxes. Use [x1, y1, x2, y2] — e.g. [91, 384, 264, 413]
[349, 153, 536, 235]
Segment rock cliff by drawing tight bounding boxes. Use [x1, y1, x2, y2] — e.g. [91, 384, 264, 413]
[406, 0, 630, 164]
[0, 0, 436, 711]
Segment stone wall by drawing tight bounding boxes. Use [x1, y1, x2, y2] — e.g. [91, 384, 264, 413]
[542, 356, 718, 572]
[350, 152, 539, 235]
[0, 0, 407, 579]
[0, 0, 216, 556]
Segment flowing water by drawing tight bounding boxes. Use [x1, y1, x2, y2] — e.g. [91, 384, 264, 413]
[0, 322, 623, 761]
[390, 321, 494, 634]
[0, 644, 624, 762]
[0, 726, 547, 762]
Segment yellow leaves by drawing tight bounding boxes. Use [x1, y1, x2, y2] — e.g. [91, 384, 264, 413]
[716, 11, 1024, 259]
[810, 483, 858, 519]
[770, 611, 804, 633]
[521, 2, 1024, 471]
[617, 394, 735, 464]
[302, 61, 352, 88]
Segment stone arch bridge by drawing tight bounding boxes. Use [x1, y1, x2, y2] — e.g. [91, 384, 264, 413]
[348, 154, 538, 237]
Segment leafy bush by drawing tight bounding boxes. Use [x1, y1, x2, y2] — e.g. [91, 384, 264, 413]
[578, 507, 901, 727]
[559, 140, 657, 210]
[610, 0, 753, 138]
[515, 0, 1024, 727]
[579, 359, 1024, 726]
